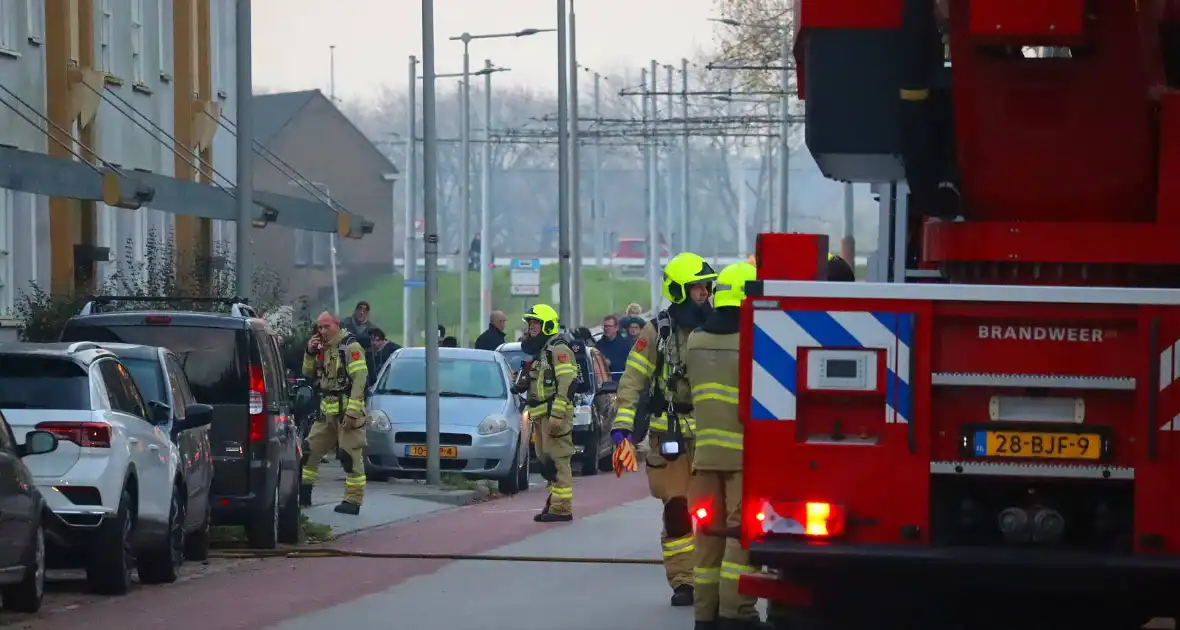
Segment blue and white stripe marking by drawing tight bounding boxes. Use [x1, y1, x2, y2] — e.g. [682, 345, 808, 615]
[751, 310, 915, 424]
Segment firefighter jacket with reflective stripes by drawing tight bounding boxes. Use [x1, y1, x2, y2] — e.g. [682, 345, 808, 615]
[611, 318, 695, 438]
[525, 338, 579, 424]
[302, 329, 369, 418]
[684, 329, 742, 470]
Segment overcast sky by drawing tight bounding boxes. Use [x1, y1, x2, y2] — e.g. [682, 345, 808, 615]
[252, 0, 722, 101]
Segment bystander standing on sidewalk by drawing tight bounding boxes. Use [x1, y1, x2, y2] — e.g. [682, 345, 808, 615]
[595, 315, 631, 383]
[341, 301, 378, 349]
[366, 327, 399, 385]
[474, 310, 508, 350]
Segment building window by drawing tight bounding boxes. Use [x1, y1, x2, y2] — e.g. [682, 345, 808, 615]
[130, 0, 144, 84]
[25, 0, 43, 44]
[0, 0, 17, 52]
[312, 233, 329, 267]
[294, 230, 311, 267]
[210, 1, 222, 95]
[157, 0, 171, 80]
[98, 0, 113, 73]
[0, 189, 14, 315]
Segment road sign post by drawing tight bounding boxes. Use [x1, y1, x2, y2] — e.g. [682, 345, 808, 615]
[510, 258, 541, 297]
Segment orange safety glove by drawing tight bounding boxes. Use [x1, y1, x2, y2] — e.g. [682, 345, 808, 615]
[612, 440, 638, 477]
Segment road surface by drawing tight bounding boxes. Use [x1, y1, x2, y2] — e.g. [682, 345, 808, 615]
[20, 472, 667, 630]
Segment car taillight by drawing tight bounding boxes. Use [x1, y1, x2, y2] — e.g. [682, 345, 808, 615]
[249, 364, 266, 443]
[143, 315, 172, 324]
[752, 500, 846, 538]
[35, 421, 112, 448]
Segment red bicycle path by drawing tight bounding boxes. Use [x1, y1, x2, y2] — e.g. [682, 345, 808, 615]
[29, 473, 652, 630]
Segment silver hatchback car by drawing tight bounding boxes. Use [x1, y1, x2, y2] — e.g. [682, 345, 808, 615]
[363, 347, 531, 495]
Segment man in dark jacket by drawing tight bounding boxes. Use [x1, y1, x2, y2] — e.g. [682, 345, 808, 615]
[595, 315, 631, 383]
[366, 327, 399, 385]
[341, 301, 378, 349]
[474, 310, 508, 350]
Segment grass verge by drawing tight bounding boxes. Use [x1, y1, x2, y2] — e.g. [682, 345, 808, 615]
[341, 265, 653, 345]
[209, 514, 333, 547]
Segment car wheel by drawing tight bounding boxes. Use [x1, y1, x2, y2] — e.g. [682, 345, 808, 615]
[497, 443, 523, 495]
[86, 487, 134, 596]
[515, 444, 530, 492]
[184, 499, 211, 561]
[2, 519, 46, 613]
[580, 429, 600, 476]
[246, 482, 280, 550]
[277, 474, 302, 545]
[138, 485, 185, 584]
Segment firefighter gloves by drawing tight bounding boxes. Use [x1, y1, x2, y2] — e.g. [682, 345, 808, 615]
[613, 439, 639, 477]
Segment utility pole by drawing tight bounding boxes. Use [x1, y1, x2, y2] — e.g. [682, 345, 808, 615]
[664, 64, 674, 253]
[778, 29, 791, 232]
[234, 0, 252, 299]
[680, 58, 690, 253]
[420, 0, 442, 488]
[645, 61, 660, 311]
[327, 46, 339, 314]
[479, 58, 493, 331]
[569, 1, 582, 327]
[458, 35, 472, 346]
[556, 0, 571, 325]
[592, 72, 603, 267]
[403, 56, 418, 346]
[842, 182, 856, 262]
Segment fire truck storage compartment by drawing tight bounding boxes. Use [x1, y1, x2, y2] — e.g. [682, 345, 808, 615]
[796, 347, 889, 444]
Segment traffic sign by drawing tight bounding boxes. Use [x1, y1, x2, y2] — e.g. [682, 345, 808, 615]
[510, 258, 541, 296]
[413, 218, 424, 238]
[405, 279, 425, 288]
[542, 225, 560, 234]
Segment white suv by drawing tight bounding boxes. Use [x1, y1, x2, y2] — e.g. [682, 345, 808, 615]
[0, 342, 187, 595]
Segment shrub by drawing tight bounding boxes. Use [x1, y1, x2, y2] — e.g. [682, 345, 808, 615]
[14, 229, 299, 342]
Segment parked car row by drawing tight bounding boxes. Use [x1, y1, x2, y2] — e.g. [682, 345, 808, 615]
[0, 297, 306, 613]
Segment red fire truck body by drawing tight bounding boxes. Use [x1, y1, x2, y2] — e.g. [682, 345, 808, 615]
[737, 0, 1180, 626]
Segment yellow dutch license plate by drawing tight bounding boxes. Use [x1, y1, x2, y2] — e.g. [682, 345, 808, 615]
[973, 430, 1102, 460]
[406, 444, 458, 458]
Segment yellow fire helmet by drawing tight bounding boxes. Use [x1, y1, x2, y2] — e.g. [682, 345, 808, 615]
[662, 252, 719, 304]
[522, 303, 560, 336]
[713, 261, 758, 309]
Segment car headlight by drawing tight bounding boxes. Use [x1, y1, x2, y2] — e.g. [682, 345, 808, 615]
[368, 410, 392, 432]
[572, 405, 593, 426]
[478, 414, 510, 435]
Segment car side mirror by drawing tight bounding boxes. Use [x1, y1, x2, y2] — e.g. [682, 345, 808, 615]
[148, 400, 173, 425]
[293, 385, 315, 414]
[19, 430, 59, 457]
[180, 403, 214, 430]
[597, 381, 618, 395]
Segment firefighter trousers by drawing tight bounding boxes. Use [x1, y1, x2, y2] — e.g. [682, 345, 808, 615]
[645, 435, 695, 589]
[689, 469, 758, 623]
[532, 416, 573, 515]
[301, 412, 367, 506]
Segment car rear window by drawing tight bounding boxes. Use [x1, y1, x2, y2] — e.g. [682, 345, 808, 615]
[0, 357, 91, 410]
[120, 357, 165, 404]
[61, 324, 247, 405]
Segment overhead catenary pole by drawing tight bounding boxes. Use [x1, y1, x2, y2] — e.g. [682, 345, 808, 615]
[842, 182, 855, 262]
[680, 58, 690, 253]
[778, 28, 791, 232]
[664, 64, 674, 253]
[592, 72, 603, 267]
[404, 55, 418, 346]
[327, 45, 339, 314]
[479, 58, 494, 331]
[420, 0, 442, 487]
[644, 62, 660, 312]
[556, 0, 571, 325]
[569, 2, 582, 327]
[234, 0, 252, 298]
[458, 35, 472, 346]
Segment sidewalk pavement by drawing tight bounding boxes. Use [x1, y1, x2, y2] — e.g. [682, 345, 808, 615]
[304, 461, 493, 538]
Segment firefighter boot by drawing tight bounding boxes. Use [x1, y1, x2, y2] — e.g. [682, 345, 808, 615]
[694, 621, 718, 630]
[299, 484, 313, 508]
[671, 584, 695, 607]
[717, 619, 772, 630]
[334, 501, 360, 515]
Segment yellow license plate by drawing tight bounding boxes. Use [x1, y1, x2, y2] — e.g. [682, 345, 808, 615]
[406, 444, 458, 458]
[974, 430, 1102, 460]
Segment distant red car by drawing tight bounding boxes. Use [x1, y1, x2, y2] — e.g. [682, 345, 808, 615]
[613, 237, 668, 260]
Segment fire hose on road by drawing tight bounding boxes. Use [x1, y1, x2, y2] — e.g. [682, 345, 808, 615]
[208, 548, 662, 564]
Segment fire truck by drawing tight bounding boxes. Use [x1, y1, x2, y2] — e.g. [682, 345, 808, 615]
[737, 1, 1180, 628]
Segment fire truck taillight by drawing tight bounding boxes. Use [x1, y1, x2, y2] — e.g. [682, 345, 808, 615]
[753, 500, 847, 538]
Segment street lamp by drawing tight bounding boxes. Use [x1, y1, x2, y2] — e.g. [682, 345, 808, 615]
[710, 16, 793, 232]
[286, 179, 340, 315]
[448, 27, 554, 347]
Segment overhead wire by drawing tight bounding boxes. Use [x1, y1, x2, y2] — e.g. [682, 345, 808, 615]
[0, 83, 122, 176]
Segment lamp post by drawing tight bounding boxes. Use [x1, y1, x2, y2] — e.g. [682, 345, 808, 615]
[449, 27, 554, 345]
[421, 0, 441, 487]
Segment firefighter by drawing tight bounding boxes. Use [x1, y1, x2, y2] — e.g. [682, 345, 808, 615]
[827, 252, 855, 281]
[516, 304, 580, 523]
[686, 261, 767, 630]
[611, 251, 719, 607]
[300, 311, 370, 515]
